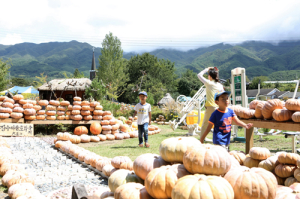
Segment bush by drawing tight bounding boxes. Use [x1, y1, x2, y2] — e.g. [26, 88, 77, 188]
[99, 99, 121, 115]
[115, 109, 135, 118]
[151, 106, 165, 121]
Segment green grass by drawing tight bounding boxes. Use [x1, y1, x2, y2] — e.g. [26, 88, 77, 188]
[82, 125, 294, 160]
[0, 176, 8, 193]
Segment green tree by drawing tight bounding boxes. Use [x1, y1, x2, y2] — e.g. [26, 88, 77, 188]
[33, 73, 47, 88]
[98, 32, 128, 100]
[12, 77, 30, 87]
[85, 78, 106, 101]
[177, 69, 203, 96]
[248, 76, 269, 89]
[73, 68, 85, 78]
[0, 59, 11, 91]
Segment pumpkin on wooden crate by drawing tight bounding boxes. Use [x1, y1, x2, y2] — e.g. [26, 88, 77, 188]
[258, 155, 279, 172]
[229, 151, 246, 165]
[145, 164, 190, 199]
[262, 99, 283, 119]
[278, 152, 300, 165]
[172, 174, 234, 199]
[275, 164, 296, 178]
[159, 137, 200, 163]
[239, 108, 255, 119]
[183, 145, 231, 175]
[272, 109, 293, 121]
[285, 176, 298, 187]
[224, 167, 277, 199]
[285, 99, 300, 111]
[74, 126, 88, 136]
[108, 169, 144, 192]
[114, 183, 152, 199]
[249, 147, 271, 160]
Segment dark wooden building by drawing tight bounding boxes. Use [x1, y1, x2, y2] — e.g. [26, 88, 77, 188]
[38, 78, 92, 104]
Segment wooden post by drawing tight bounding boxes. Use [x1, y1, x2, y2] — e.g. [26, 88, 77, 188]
[292, 136, 296, 153]
[71, 184, 88, 199]
[246, 127, 254, 154]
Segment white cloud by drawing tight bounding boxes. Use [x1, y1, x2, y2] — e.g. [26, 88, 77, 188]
[0, 34, 23, 45]
[0, 0, 299, 51]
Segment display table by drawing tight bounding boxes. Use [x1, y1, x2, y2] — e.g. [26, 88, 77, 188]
[233, 119, 300, 153]
[25, 120, 102, 125]
[0, 118, 24, 123]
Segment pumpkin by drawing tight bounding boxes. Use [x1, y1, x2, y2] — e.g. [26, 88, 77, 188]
[23, 108, 36, 115]
[103, 111, 112, 116]
[46, 115, 55, 120]
[70, 135, 81, 144]
[159, 137, 201, 163]
[90, 122, 102, 135]
[49, 100, 59, 106]
[128, 131, 138, 138]
[123, 133, 130, 139]
[101, 120, 110, 125]
[114, 183, 152, 199]
[38, 100, 49, 106]
[249, 100, 261, 109]
[3, 98, 14, 104]
[71, 110, 80, 115]
[57, 115, 65, 120]
[109, 119, 117, 125]
[81, 110, 90, 115]
[275, 185, 300, 199]
[262, 99, 283, 119]
[67, 105, 73, 110]
[0, 96, 7, 101]
[292, 112, 300, 122]
[243, 157, 261, 168]
[46, 110, 56, 116]
[46, 105, 56, 111]
[258, 155, 279, 171]
[94, 110, 104, 115]
[275, 164, 296, 178]
[7, 176, 34, 188]
[81, 105, 90, 111]
[80, 134, 90, 143]
[145, 164, 189, 199]
[0, 164, 26, 176]
[229, 151, 246, 165]
[172, 174, 234, 199]
[272, 109, 293, 121]
[12, 107, 24, 113]
[285, 177, 298, 187]
[106, 134, 115, 140]
[90, 101, 99, 107]
[249, 147, 271, 160]
[103, 115, 113, 120]
[2, 170, 27, 186]
[8, 183, 35, 199]
[36, 115, 45, 120]
[72, 105, 82, 110]
[224, 167, 277, 199]
[133, 153, 169, 180]
[10, 112, 23, 119]
[81, 101, 90, 106]
[57, 106, 66, 111]
[115, 133, 124, 140]
[0, 107, 12, 113]
[83, 115, 92, 121]
[90, 136, 100, 142]
[74, 126, 88, 136]
[0, 158, 18, 167]
[120, 162, 134, 171]
[33, 105, 42, 111]
[102, 130, 112, 135]
[278, 152, 299, 165]
[0, 112, 10, 118]
[294, 168, 300, 182]
[239, 108, 255, 119]
[96, 158, 111, 171]
[18, 99, 28, 105]
[25, 115, 36, 120]
[108, 169, 144, 192]
[73, 101, 82, 106]
[183, 145, 231, 175]
[73, 96, 82, 101]
[36, 110, 45, 115]
[112, 124, 120, 131]
[285, 99, 300, 111]
[276, 176, 285, 186]
[112, 156, 132, 169]
[22, 103, 33, 109]
[70, 114, 83, 120]
[103, 164, 118, 177]
[97, 134, 107, 141]
[60, 101, 70, 106]
[120, 124, 130, 133]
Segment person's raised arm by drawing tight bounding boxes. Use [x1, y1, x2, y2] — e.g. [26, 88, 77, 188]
[233, 116, 253, 129]
[197, 67, 213, 84]
[200, 122, 214, 143]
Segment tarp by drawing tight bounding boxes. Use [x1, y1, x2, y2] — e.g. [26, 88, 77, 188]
[4, 86, 39, 94]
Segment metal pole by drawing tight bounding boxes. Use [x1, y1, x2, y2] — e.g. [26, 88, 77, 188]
[293, 79, 300, 99]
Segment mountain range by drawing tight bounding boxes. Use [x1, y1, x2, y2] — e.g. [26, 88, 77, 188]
[1, 40, 300, 81]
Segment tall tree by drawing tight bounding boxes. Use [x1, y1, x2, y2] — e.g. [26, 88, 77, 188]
[73, 68, 85, 78]
[12, 77, 30, 87]
[248, 76, 269, 89]
[85, 78, 106, 101]
[98, 32, 128, 100]
[0, 59, 11, 91]
[177, 69, 203, 96]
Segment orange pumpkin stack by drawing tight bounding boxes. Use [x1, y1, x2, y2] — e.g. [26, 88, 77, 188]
[70, 96, 82, 121]
[0, 97, 14, 119]
[101, 111, 116, 141]
[36, 100, 48, 120]
[92, 102, 103, 120]
[81, 101, 92, 121]
[45, 100, 58, 120]
[10, 95, 24, 119]
[23, 101, 36, 121]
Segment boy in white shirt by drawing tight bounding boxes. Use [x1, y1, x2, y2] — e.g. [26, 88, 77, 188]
[133, 91, 152, 148]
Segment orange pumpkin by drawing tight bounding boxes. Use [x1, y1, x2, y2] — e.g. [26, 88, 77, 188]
[249, 147, 270, 160]
[292, 112, 300, 122]
[285, 99, 300, 111]
[278, 152, 299, 165]
[111, 156, 132, 169]
[272, 109, 293, 121]
[262, 99, 283, 119]
[254, 101, 266, 119]
[74, 126, 88, 136]
[275, 164, 296, 178]
[115, 183, 152, 199]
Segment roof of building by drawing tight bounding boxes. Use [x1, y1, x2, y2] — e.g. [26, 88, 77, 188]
[158, 93, 174, 105]
[266, 91, 289, 97]
[246, 88, 276, 97]
[281, 92, 300, 98]
[91, 51, 96, 71]
[38, 78, 92, 91]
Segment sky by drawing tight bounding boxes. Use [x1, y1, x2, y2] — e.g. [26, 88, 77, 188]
[0, 0, 300, 52]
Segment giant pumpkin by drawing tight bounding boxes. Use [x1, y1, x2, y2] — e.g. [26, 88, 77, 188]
[74, 126, 88, 136]
[90, 122, 102, 135]
[272, 109, 293, 122]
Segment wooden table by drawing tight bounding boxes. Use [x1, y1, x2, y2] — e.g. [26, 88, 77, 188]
[25, 120, 101, 125]
[0, 118, 24, 123]
[233, 119, 300, 153]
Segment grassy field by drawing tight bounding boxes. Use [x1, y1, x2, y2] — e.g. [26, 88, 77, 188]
[82, 125, 294, 161]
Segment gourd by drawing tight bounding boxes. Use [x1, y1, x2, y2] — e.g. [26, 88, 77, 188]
[224, 167, 277, 199]
[249, 147, 271, 160]
[285, 177, 298, 187]
[90, 122, 102, 135]
[114, 183, 152, 199]
[243, 157, 261, 168]
[145, 164, 190, 199]
[133, 153, 169, 180]
[272, 109, 293, 121]
[262, 99, 283, 119]
[183, 145, 231, 175]
[278, 152, 299, 165]
[108, 169, 144, 192]
[285, 99, 300, 111]
[159, 137, 200, 163]
[172, 174, 234, 199]
[74, 126, 88, 136]
[258, 155, 279, 171]
[275, 164, 296, 178]
[111, 156, 132, 169]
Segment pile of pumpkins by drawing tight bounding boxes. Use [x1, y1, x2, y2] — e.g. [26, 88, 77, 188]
[55, 121, 161, 143]
[0, 137, 45, 199]
[153, 115, 170, 125]
[231, 98, 300, 122]
[55, 136, 300, 199]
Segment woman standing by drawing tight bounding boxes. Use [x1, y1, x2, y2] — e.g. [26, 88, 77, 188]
[197, 67, 224, 140]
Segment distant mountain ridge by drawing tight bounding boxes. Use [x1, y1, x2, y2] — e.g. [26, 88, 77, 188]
[1, 40, 300, 80]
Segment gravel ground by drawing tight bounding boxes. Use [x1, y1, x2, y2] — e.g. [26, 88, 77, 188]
[3, 137, 109, 198]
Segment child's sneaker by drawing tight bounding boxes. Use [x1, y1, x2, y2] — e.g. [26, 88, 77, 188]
[145, 143, 150, 148]
[138, 144, 143, 147]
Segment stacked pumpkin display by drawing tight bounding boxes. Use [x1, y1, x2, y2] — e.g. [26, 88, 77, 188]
[0, 137, 45, 199]
[92, 102, 103, 120]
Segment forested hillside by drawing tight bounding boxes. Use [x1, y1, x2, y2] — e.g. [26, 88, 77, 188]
[1, 40, 300, 81]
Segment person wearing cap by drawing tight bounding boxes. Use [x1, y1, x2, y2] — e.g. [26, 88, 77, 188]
[133, 91, 151, 148]
[200, 91, 253, 150]
[197, 67, 224, 140]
